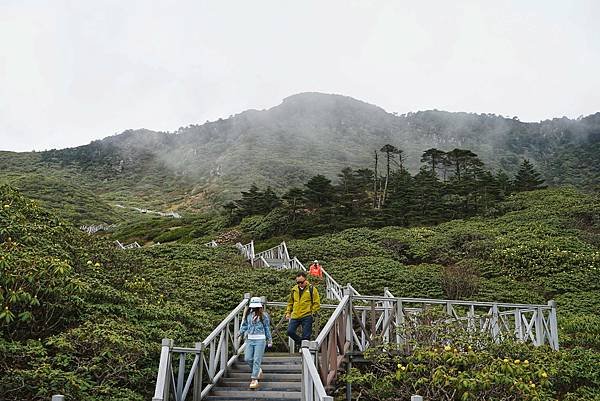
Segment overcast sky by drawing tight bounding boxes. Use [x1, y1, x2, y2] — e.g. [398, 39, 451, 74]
[1, 0, 599, 152]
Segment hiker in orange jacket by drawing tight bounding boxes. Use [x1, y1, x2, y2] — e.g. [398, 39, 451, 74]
[308, 260, 323, 278]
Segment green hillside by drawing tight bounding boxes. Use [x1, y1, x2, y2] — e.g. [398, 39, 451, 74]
[2, 185, 599, 400]
[0, 184, 293, 400]
[1, 94, 598, 227]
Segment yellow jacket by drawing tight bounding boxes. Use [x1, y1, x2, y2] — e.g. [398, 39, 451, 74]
[285, 283, 321, 319]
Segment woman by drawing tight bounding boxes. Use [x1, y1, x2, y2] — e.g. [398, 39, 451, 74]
[239, 296, 273, 389]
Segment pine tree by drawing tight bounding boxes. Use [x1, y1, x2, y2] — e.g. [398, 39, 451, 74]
[513, 160, 546, 191]
[421, 148, 446, 177]
[379, 144, 403, 207]
[282, 187, 305, 222]
[304, 175, 335, 208]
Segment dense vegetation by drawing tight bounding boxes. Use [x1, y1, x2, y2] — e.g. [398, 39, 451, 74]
[285, 187, 600, 400]
[0, 185, 293, 400]
[1, 181, 599, 399]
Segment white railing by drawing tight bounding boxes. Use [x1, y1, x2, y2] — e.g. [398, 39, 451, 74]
[352, 290, 559, 351]
[115, 240, 141, 249]
[235, 240, 255, 261]
[290, 256, 307, 271]
[152, 296, 249, 401]
[301, 348, 333, 401]
[153, 287, 559, 401]
[254, 241, 290, 262]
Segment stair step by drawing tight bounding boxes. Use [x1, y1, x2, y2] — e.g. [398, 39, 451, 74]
[213, 385, 300, 392]
[205, 397, 299, 401]
[234, 359, 301, 366]
[207, 389, 301, 399]
[231, 365, 301, 373]
[226, 372, 301, 381]
[261, 356, 301, 363]
[220, 380, 301, 389]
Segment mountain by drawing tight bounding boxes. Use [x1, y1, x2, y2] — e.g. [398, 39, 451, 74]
[1, 92, 599, 223]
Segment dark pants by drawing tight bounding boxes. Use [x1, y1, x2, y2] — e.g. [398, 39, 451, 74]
[287, 315, 313, 345]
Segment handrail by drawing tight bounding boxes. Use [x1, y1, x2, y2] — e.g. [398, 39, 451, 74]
[315, 295, 350, 346]
[353, 294, 553, 309]
[302, 348, 334, 401]
[202, 298, 248, 345]
[152, 339, 173, 401]
[152, 296, 250, 401]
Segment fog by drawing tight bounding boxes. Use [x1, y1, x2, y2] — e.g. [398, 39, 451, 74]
[1, 0, 599, 152]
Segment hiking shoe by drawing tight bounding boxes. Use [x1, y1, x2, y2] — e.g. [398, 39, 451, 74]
[249, 379, 259, 389]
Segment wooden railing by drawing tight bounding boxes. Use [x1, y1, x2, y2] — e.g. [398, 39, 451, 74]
[153, 287, 559, 401]
[235, 241, 255, 261]
[152, 296, 249, 401]
[254, 241, 291, 266]
[301, 347, 334, 401]
[115, 240, 141, 249]
[355, 289, 559, 351]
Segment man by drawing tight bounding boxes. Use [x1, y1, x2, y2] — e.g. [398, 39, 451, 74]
[308, 260, 323, 279]
[285, 271, 321, 348]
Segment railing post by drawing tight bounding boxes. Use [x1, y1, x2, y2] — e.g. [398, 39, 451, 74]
[383, 287, 390, 343]
[396, 299, 404, 346]
[491, 304, 500, 342]
[535, 306, 544, 346]
[514, 308, 523, 341]
[346, 288, 353, 353]
[153, 338, 173, 401]
[548, 300, 559, 350]
[220, 329, 228, 373]
[177, 352, 186, 401]
[193, 342, 203, 401]
[304, 340, 320, 387]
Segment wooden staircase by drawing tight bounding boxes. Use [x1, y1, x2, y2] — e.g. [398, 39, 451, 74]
[205, 354, 301, 401]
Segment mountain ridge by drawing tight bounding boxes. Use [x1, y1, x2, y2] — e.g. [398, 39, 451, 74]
[1, 92, 598, 221]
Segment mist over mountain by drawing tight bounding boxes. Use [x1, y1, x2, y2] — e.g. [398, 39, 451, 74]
[1, 92, 599, 215]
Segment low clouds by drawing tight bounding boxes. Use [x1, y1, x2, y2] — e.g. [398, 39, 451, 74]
[1, 0, 599, 151]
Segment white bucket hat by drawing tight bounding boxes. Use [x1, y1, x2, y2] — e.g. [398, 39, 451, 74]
[313, 260, 319, 263]
[249, 296, 263, 308]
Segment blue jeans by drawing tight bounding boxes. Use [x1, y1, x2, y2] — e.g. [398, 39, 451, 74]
[287, 315, 313, 345]
[244, 339, 266, 379]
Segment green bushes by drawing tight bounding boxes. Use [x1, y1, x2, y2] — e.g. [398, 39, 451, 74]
[0, 186, 294, 400]
[343, 316, 600, 401]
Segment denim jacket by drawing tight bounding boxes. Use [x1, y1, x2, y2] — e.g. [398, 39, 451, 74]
[239, 311, 272, 342]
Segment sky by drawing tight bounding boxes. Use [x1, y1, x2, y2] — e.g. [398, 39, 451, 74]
[1, 0, 599, 152]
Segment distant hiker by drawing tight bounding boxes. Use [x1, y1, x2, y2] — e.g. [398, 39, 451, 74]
[239, 296, 272, 389]
[285, 272, 321, 349]
[308, 260, 323, 278]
